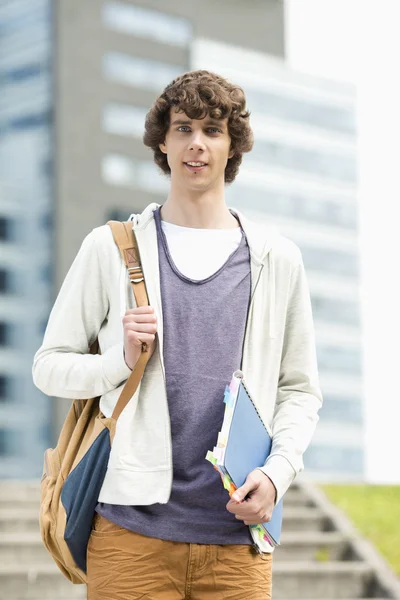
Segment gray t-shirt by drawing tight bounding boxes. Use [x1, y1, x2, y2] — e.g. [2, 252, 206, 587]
[97, 207, 252, 544]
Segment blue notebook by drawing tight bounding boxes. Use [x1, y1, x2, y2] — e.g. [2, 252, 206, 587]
[206, 372, 283, 548]
[224, 378, 283, 546]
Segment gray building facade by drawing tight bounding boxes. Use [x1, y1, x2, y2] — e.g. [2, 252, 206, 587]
[1, 0, 363, 482]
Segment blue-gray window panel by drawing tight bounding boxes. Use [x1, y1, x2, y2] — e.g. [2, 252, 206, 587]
[0, 428, 18, 456]
[0, 375, 9, 401]
[252, 139, 357, 183]
[300, 245, 359, 278]
[0, 109, 51, 135]
[311, 296, 360, 327]
[0, 5, 51, 37]
[317, 345, 362, 375]
[0, 63, 44, 83]
[319, 394, 363, 424]
[304, 444, 363, 474]
[231, 187, 358, 230]
[246, 88, 356, 135]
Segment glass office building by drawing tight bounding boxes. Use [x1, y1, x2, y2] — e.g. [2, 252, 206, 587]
[0, 0, 363, 481]
[192, 39, 362, 480]
[0, 0, 53, 477]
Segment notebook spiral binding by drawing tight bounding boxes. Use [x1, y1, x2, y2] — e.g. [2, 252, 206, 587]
[234, 370, 273, 438]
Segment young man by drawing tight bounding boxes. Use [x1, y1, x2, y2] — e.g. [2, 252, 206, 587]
[33, 70, 322, 599]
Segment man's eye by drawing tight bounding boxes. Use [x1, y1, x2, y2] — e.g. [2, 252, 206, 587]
[208, 127, 221, 134]
[178, 126, 191, 132]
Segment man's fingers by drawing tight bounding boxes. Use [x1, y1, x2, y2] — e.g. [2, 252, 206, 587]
[124, 322, 157, 334]
[126, 313, 157, 324]
[126, 331, 156, 346]
[231, 475, 258, 503]
[125, 307, 154, 315]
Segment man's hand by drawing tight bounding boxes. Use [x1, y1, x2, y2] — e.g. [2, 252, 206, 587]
[226, 470, 277, 525]
[123, 307, 157, 371]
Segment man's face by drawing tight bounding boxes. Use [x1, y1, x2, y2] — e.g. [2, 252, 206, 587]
[159, 108, 234, 192]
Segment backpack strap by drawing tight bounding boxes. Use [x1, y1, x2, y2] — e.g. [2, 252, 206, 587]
[106, 220, 151, 421]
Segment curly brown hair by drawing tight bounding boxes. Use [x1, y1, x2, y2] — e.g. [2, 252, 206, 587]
[143, 70, 253, 184]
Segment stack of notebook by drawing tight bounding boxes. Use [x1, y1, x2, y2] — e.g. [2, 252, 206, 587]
[206, 371, 283, 548]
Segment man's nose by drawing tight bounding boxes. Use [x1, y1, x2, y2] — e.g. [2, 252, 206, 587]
[188, 131, 206, 151]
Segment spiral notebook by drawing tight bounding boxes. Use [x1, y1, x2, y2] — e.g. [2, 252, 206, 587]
[206, 371, 283, 547]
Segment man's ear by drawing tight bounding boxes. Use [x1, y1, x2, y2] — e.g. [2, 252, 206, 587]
[228, 148, 235, 159]
[159, 142, 167, 154]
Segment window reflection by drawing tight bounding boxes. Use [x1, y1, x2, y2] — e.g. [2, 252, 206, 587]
[252, 138, 357, 183]
[319, 394, 363, 424]
[103, 2, 192, 47]
[102, 154, 168, 194]
[304, 444, 363, 474]
[246, 88, 356, 135]
[301, 245, 359, 277]
[230, 186, 357, 230]
[103, 104, 146, 138]
[103, 52, 182, 91]
[311, 296, 360, 326]
[317, 344, 362, 374]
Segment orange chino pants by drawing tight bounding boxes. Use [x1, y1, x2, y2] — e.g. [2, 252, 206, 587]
[87, 514, 273, 599]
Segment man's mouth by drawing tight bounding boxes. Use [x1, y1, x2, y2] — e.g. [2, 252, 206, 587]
[184, 161, 208, 172]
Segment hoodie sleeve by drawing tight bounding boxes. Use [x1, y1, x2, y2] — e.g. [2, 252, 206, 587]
[258, 253, 323, 505]
[32, 228, 132, 399]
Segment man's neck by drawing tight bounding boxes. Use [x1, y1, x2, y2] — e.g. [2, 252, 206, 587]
[161, 186, 239, 230]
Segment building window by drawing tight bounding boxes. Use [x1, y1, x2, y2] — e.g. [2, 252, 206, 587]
[102, 154, 137, 188]
[0, 375, 8, 402]
[103, 53, 182, 92]
[2, 63, 43, 83]
[301, 246, 359, 278]
[102, 2, 192, 48]
[0, 428, 17, 456]
[0, 216, 13, 241]
[103, 104, 146, 138]
[108, 209, 131, 222]
[230, 186, 358, 230]
[0, 323, 9, 346]
[320, 394, 363, 424]
[317, 345, 362, 375]
[252, 138, 357, 183]
[0, 269, 11, 294]
[311, 296, 360, 327]
[246, 88, 356, 135]
[102, 155, 168, 194]
[304, 444, 363, 474]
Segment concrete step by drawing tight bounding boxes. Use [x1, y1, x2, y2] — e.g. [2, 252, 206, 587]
[0, 565, 86, 600]
[0, 505, 327, 536]
[283, 488, 314, 508]
[0, 561, 373, 600]
[0, 533, 49, 566]
[0, 508, 39, 533]
[282, 507, 328, 533]
[0, 481, 314, 510]
[0, 531, 352, 567]
[0, 482, 41, 506]
[275, 531, 350, 561]
[272, 561, 374, 598]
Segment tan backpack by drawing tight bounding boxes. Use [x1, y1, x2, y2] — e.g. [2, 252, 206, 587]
[39, 221, 150, 584]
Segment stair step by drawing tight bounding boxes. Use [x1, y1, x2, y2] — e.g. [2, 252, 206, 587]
[0, 506, 328, 535]
[275, 531, 349, 561]
[0, 561, 373, 600]
[0, 530, 352, 567]
[282, 507, 328, 533]
[0, 533, 49, 566]
[0, 565, 86, 600]
[0, 508, 39, 533]
[272, 561, 373, 599]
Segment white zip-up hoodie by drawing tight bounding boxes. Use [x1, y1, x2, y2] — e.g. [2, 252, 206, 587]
[32, 203, 322, 523]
